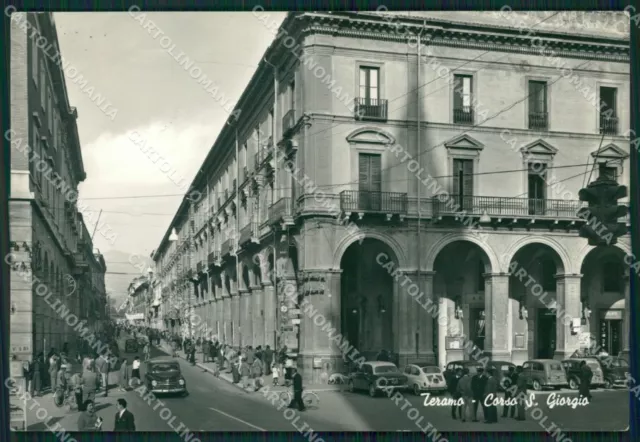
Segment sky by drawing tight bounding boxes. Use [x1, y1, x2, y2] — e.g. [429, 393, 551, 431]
[53, 12, 287, 298]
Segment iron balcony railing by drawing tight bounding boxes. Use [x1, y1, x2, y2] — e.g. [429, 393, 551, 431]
[282, 109, 296, 135]
[453, 106, 474, 124]
[354, 97, 388, 121]
[239, 220, 259, 245]
[600, 116, 618, 135]
[339, 191, 408, 214]
[529, 112, 548, 130]
[431, 195, 629, 221]
[268, 197, 292, 224]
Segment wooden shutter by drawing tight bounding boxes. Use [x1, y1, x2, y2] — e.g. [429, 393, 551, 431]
[453, 76, 463, 109]
[462, 160, 473, 196]
[370, 155, 382, 193]
[358, 154, 370, 192]
[453, 159, 462, 198]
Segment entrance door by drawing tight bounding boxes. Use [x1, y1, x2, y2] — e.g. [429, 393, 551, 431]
[528, 163, 547, 215]
[470, 308, 485, 351]
[358, 153, 381, 211]
[599, 318, 622, 355]
[537, 309, 556, 358]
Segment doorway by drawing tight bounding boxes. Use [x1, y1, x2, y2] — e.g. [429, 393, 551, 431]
[469, 308, 485, 351]
[599, 317, 622, 355]
[528, 163, 547, 215]
[537, 309, 556, 358]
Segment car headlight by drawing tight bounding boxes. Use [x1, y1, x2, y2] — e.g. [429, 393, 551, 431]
[179, 379, 185, 385]
[151, 380, 157, 386]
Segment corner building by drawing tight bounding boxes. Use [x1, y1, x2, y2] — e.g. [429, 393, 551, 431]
[153, 12, 630, 383]
[9, 13, 104, 366]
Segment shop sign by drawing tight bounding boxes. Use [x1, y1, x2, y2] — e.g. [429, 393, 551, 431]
[603, 310, 622, 320]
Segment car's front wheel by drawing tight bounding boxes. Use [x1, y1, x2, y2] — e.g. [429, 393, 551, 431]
[369, 384, 377, 398]
[413, 384, 421, 396]
[532, 380, 542, 391]
[568, 378, 579, 390]
[604, 378, 613, 389]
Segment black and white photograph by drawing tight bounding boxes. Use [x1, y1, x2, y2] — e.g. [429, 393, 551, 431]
[5, 8, 635, 436]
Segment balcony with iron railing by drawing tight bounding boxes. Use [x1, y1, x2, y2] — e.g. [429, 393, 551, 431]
[340, 191, 408, 214]
[239, 219, 260, 245]
[600, 116, 618, 135]
[453, 106, 474, 124]
[268, 197, 294, 226]
[529, 112, 548, 130]
[354, 98, 388, 121]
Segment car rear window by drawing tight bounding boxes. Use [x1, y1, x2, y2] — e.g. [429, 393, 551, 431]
[548, 363, 563, 371]
[151, 363, 180, 373]
[421, 366, 440, 374]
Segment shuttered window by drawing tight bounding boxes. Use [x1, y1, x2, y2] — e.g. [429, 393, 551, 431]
[599, 164, 617, 181]
[529, 81, 547, 113]
[359, 67, 379, 101]
[452, 159, 473, 199]
[453, 75, 472, 109]
[358, 153, 381, 211]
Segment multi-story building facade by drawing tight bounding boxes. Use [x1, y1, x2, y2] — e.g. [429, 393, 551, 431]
[153, 11, 630, 382]
[9, 13, 104, 365]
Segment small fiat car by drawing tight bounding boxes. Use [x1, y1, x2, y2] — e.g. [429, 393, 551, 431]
[144, 359, 187, 396]
[349, 361, 408, 397]
[403, 363, 447, 396]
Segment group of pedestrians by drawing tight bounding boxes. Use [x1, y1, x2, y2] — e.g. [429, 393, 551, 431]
[448, 366, 528, 424]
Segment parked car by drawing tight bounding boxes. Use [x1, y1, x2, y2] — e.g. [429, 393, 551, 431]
[403, 364, 447, 396]
[562, 358, 605, 389]
[588, 356, 629, 388]
[349, 361, 408, 397]
[443, 360, 484, 389]
[144, 359, 188, 396]
[520, 359, 568, 391]
[486, 361, 516, 391]
[125, 339, 138, 353]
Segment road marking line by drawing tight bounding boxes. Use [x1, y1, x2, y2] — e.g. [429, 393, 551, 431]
[208, 407, 266, 431]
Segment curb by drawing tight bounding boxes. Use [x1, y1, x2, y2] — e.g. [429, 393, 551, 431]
[155, 344, 344, 393]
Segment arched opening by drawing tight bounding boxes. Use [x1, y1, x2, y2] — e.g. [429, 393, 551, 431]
[580, 247, 626, 356]
[508, 243, 564, 360]
[433, 241, 492, 365]
[339, 238, 396, 361]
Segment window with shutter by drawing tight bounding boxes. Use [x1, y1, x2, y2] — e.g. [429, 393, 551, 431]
[452, 159, 473, 209]
[358, 153, 382, 211]
[453, 75, 473, 124]
[528, 81, 548, 129]
[528, 163, 547, 215]
[599, 164, 617, 181]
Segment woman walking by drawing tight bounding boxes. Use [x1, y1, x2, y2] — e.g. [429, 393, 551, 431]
[118, 358, 129, 392]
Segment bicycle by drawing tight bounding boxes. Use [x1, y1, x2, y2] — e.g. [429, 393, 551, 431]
[278, 390, 320, 409]
[53, 387, 78, 412]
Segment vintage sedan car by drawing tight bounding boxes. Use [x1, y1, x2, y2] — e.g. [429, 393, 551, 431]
[403, 364, 447, 396]
[562, 358, 605, 389]
[443, 360, 485, 389]
[144, 360, 188, 396]
[487, 361, 517, 391]
[520, 359, 568, 391]
[349, 362, 408, 397]
[597, 356, 630, 388]
[125, 339, 138, 353]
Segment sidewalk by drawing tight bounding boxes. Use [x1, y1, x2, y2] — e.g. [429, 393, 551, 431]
[156, 342, 343, 393]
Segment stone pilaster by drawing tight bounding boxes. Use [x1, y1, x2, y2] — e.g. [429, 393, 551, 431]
[414, 271, 436, 364]
[230, 286, 240, 347]
[250, 285, 265, 348]
[298, 270, 343, 385]
[621, 270, 630, 360]
[239, 288, 251, 347]
[263, 281, 276, 349]
[553, 274, 582, 361]
[393, 275, 414, 366]
[484, 273, 511, 360]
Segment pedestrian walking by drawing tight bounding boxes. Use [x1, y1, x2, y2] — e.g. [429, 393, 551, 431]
[131, 357, 141, 381]
[579, 360, 593, 402]
[77, 400, 102, 431]
[284, 356, 294, 387]
[96, 352, 110, 397]
[143, 342, 150, 362]
[240, 357, 251, 390]
[30, 353, 44, 397]
[502, 366, 516, 418]
[189, 344, 196, 366]
[456, 368, 473, 422]
[515, 366, 527, 421]
[22, 358, 32, 394]
[231, 358, 241, 384]
[118, 358, 129, 391]
[272, 363, 280, 386]
[246, 346, 255, 365]
[263, 345, 273, 375]
[471, 367, 486, 422]
[484, 368, 499, 423]
[114, 398, 136, 431]
[449, 368, 463, 419]
[252, 357, 263, 391]
[203, 340, 210, 363]
[81, 362, 99, 405]
[287, 367, 306, 412]
[48, 353, 59, 394]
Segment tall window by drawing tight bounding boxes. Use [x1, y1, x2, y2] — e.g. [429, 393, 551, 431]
[453, 75, 473, 124]
[528, 81, 548, 130]
[31, 41, 38, 84]
[358, 153, 381, 211]
[599, 163, 618, 181]
[600, 87, 618, 135]
[452, 158, 473, 209]
[359, 67, 379, 101]
[528, 162, 547, 215]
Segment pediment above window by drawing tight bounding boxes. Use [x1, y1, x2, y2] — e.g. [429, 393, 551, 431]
[591, 143, 628, 162]
[346, 127, 395, 145]
[520, 139, 557, 158]
[444, 134, 484, 152]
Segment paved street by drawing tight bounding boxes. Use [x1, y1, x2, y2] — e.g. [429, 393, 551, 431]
[24, 336, 629, 432]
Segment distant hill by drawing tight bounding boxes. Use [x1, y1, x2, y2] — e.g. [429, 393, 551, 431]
[101, 249, 153, 306]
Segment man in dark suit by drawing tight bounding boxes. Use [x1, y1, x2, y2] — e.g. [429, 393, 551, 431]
[483, 368, 499, 423]
[448, 368, 463, 419]
[114, 398, 136, 431]
[287, 367, 306, 412]
[263, 345, 273, 375]
[502, 366, 516, 418]
[470, 367, 486, 422]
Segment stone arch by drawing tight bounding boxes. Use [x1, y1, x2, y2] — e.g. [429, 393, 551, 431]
[502, 236, 571, 274]
[346, 126, 396, 145]
[425, 233, 500, 273]
[576, 242, 631, 273]
[332, 230, 407, 270]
